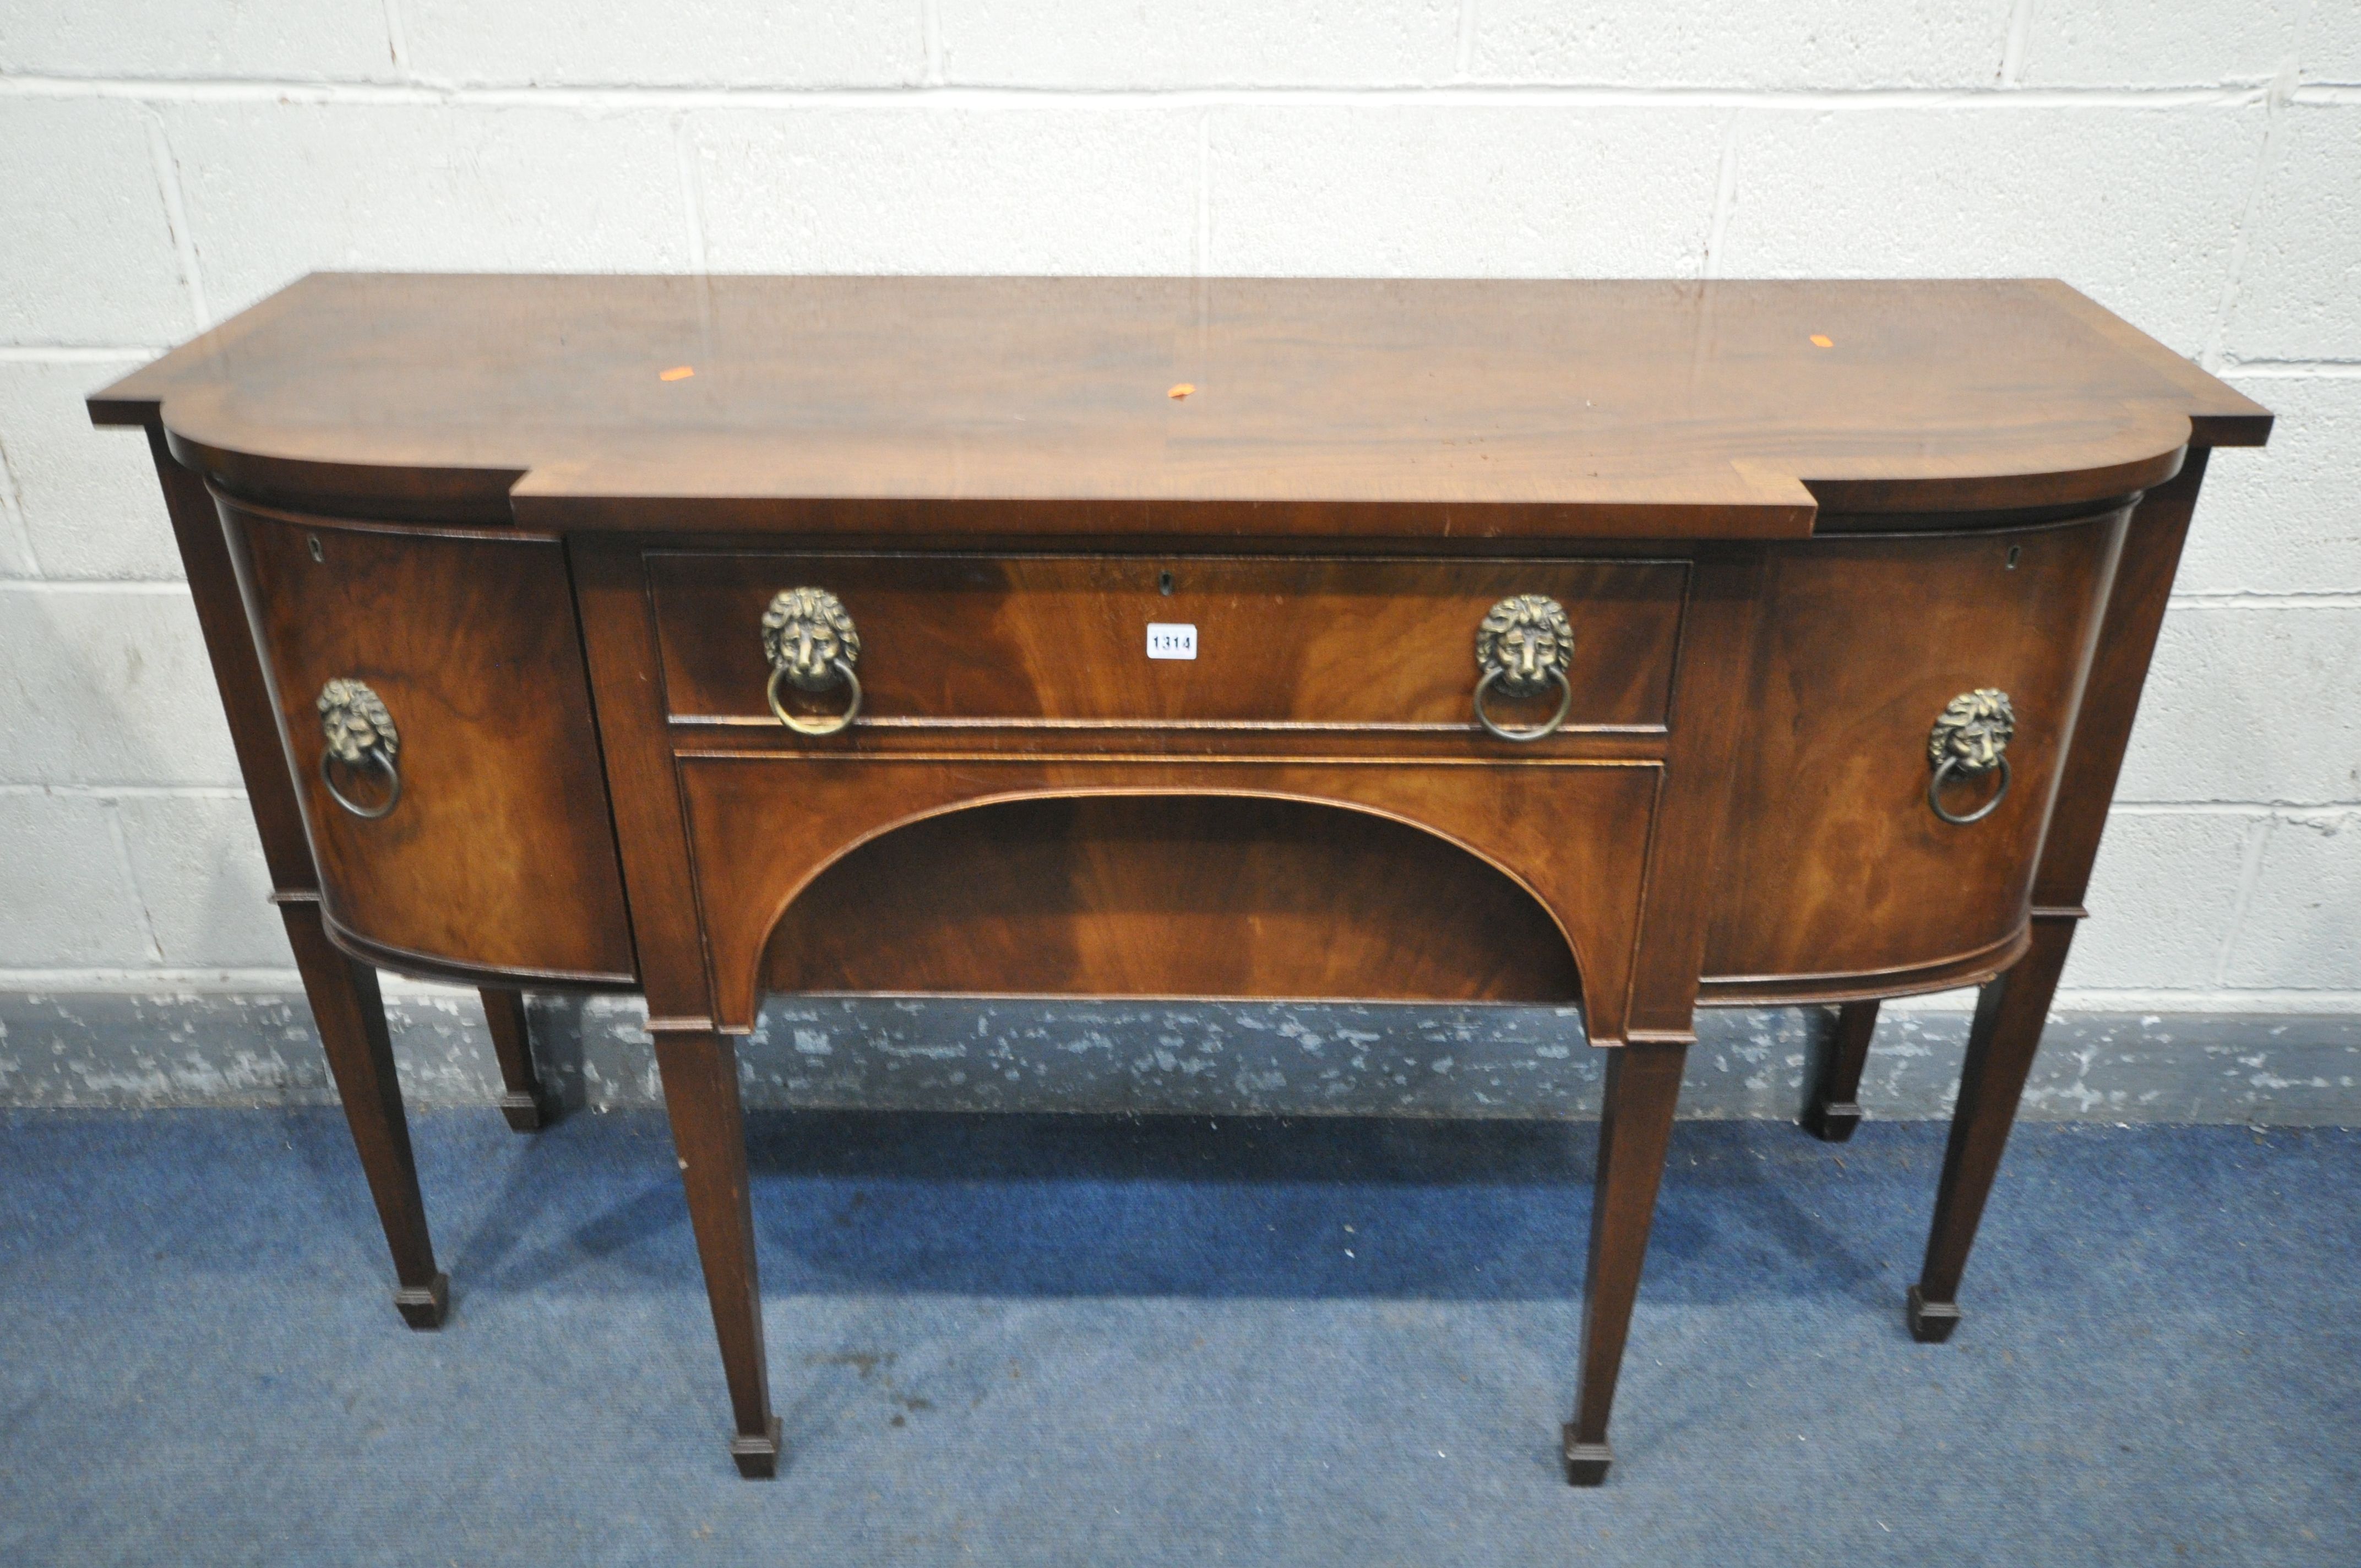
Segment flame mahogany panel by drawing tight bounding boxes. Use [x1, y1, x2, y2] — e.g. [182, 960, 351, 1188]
[1702, 508, 2130, 995]
[758, 794, 1585, 1004]
[674, 754, 1663, 1042]
[221, 497, 637, 984]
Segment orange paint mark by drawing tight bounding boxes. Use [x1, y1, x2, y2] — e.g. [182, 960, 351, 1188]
[1809, 335, 1834, 349]
[1167, 383, 1195, 400]
[660, 365, 695, 382]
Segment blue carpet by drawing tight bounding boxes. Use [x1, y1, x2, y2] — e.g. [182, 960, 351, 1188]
[1, 1107, 2355, 1566]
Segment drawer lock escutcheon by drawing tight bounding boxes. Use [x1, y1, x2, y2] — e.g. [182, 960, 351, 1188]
[761, 587, 863, 737]
[1474, 594, 1575, 743]
[317, 678, 402, 820]
[1927, 688, 2015, 826]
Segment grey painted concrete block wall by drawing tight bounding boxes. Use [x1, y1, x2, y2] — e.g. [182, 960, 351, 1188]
[2, 3, 2357, 1111]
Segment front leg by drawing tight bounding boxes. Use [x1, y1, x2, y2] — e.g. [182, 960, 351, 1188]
[281, 898, 447, 1327]
[1563, 1038, 1688, 1484]
[653, 1026, 783, 1478]
[1909, 912, 2076, 1342]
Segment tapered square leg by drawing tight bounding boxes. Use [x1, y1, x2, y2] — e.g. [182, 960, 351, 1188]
[1563, 1038, 1688, 1485]
[132, 432, 450, 1327]
[654, 1028, 782, 1478]
[281, 899, 447, 1329]
[480, 987, 556, 1131]
[1911, 913, 2076, 1340]
[1802, 1000, 1879, 1142]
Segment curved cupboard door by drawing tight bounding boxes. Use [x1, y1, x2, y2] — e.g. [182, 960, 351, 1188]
[1702, 505, 2131, 1000]
[221, 494, 637, 987]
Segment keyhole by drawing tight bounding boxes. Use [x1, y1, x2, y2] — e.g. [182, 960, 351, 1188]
[2005, 546, 2020, 569]
[1158, 570, 1174, 596]
[308, 533, 324, 563]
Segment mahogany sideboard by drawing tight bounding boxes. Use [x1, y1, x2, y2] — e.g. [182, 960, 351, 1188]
[89, 274, 2268, 1483]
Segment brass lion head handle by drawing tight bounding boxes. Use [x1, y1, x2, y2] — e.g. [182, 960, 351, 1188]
[760, 587, 863, 736]
[317, 678, 401, 819]
[1473, 594, 1575, 742]
[1927, 688, 2015, 825]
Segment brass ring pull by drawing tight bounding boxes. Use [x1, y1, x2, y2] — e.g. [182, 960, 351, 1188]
[1474, 593, 1575, 743]
[317, 678, 402, 820]
[765, 657, 862, 736]
[1927, 753, 2010, 825]
[761, 587, 863, 738]
[1473, 664, 1575, 743]
[1927, 688, 2015, 827]
[320, 744, 402, 819]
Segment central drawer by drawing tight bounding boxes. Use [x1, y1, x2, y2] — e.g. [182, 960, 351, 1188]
[648, 552, 1688, 732]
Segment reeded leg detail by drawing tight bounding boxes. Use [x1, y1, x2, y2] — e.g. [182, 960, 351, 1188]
[481, 987, 555, 1132]
[1802, 1000, 1880, 1142]
[654, 1028, 783, 1478]
[281, 899, 447, 1329]
[1911, 913, 2077, 1342]
[1563, 1038, 1689, 1486]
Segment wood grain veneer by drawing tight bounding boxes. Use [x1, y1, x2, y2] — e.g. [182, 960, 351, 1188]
[92, 275, 2266, 534]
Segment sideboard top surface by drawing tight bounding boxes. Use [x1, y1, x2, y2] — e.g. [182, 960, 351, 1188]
[92, 274, 2268, 537]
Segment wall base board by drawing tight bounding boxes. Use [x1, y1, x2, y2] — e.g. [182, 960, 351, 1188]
[3, 991, 2356, 1124]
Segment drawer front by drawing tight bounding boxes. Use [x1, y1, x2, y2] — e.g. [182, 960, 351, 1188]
[649, 553, 1687, 733]
[223, 498, 638, 984]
